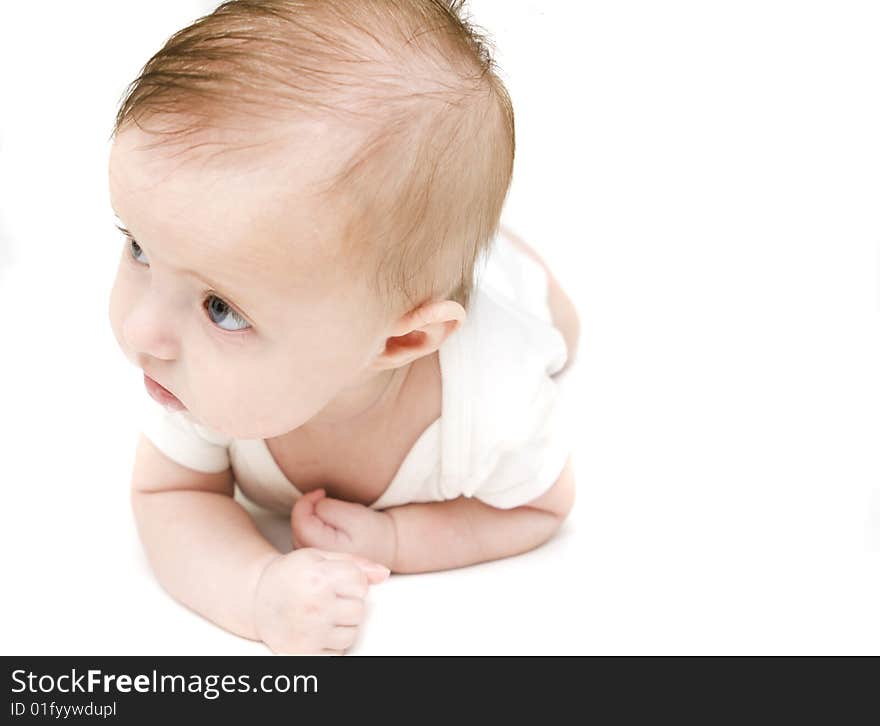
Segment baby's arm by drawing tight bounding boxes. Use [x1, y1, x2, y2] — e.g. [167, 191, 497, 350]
[129, 434, 282, 640]
[387, 454, 576, 574]
[130, 435, 389, 652]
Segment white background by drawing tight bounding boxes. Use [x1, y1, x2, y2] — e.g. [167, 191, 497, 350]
[1, 1, 878, 655]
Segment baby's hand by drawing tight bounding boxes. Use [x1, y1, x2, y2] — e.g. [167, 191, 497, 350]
[253, 547, 390, 655]
[291, 489, 397, 570]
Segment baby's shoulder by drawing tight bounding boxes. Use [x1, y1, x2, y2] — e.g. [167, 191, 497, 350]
[466, 286, 568, 385]
[440, 288, 575, 509]
[449, 288, 568, 445]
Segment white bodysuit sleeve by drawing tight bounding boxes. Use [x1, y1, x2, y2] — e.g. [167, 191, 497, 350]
[139, 395, 232, 473]
[469, 365, 577, 510]
[460, 230, 577, 509]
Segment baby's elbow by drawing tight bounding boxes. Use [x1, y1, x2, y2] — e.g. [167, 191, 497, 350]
[555, 492, 575, 525]
[524, 455, 576, 521]
[552, 475, 576, 526]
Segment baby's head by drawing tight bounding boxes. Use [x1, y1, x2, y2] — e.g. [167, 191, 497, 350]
[108, 0, 515, 439]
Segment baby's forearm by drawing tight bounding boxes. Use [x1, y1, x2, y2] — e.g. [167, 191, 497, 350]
[131, 489, 280, 642]
[386, 497, 561, 574]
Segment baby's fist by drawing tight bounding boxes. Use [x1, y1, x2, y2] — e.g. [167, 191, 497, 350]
[253, 548, 390, 655]
[291, 489, 398, 570]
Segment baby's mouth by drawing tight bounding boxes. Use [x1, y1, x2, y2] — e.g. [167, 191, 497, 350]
[143, 372, 187, 411]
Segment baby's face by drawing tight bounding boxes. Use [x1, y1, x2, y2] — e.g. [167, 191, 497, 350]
[108, 124, 388, 439]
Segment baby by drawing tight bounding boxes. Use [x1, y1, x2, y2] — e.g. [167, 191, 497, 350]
[108, 0, 580, 655]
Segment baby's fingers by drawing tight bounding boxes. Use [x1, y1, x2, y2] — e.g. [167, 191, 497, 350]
[320, 551, 391, 585]
[291, 491, 342, 549]
[332, 596, 366, 626]
[325, 625, 359, 652]
[313, 496, 368, 532]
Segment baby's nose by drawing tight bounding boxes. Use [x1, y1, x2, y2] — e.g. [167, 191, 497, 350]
[122, 294, 180, 362]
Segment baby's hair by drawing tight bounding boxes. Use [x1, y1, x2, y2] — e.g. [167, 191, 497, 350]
[111, 0, 515, 317]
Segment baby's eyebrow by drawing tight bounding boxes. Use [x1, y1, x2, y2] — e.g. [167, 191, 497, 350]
[112, 211, 258, 322]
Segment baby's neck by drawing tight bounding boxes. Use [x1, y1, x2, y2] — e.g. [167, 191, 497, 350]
[299, 362, 415, 434]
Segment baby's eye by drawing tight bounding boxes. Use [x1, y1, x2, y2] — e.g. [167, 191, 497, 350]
[128, 238, 148, 265]
[204, 294, 251, 332]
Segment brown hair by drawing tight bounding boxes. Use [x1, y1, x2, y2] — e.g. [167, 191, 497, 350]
[111, 0, 515, 318]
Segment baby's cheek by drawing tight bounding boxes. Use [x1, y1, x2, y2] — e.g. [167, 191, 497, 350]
[204, 377, 298, 440]
[107, 273, 133, 354]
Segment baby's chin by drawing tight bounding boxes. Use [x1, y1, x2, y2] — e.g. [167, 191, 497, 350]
[184, 407, 306, 441]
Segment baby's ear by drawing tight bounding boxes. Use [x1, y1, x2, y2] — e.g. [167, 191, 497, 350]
[381, 300, 466, 366]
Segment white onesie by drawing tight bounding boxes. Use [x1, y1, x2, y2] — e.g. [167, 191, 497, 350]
[138, 230, 579, 513]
